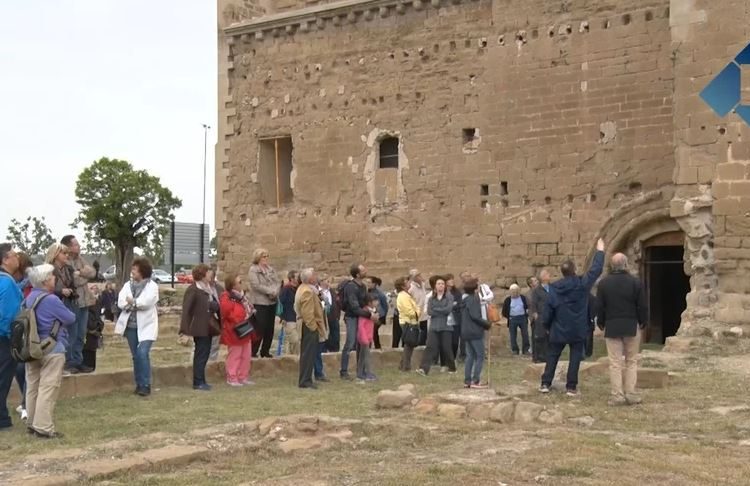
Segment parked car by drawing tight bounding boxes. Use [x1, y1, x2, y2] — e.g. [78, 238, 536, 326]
[175, 271, 194, 284]
[151, 269, 175, 284]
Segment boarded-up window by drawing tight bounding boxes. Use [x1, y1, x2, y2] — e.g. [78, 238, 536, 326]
[258, 137, 293, 207]
[379, 137, 399, 169]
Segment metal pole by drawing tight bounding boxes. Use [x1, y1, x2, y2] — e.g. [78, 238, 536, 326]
[274, 138, 281, 208]
[170, 221, 176, 289]
[202, 124, 210, 226]
[199, 223, 205, 264]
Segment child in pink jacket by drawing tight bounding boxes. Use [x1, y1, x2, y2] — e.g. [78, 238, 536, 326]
[356, 295, 378, 382]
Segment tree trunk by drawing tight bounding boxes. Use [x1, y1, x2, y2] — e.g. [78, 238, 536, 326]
[115, 241, 135, 288]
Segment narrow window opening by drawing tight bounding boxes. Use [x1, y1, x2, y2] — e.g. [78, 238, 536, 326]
[500, 181, 509, 195]
[379, 136, 400, 169]
[480, 184, 489, 196]
[463, 128, 477, 143]
[258, 136, 293, 207]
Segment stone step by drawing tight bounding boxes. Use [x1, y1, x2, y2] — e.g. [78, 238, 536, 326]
[7, 347, 426, 403]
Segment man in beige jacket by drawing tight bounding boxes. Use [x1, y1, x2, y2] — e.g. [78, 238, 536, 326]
[61, 235, 96, 374]
[295, 268, 325, 389]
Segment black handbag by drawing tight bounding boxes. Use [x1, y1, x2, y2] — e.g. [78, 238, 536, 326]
[402, 324, 420, 347]
[233, 319, 254, 339]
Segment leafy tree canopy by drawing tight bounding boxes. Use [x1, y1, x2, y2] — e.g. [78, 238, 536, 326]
[74, 157, 181, 285]
[6, 216, 55, 257]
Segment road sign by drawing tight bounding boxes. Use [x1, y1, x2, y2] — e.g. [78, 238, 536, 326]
[163, 222, 210, 266]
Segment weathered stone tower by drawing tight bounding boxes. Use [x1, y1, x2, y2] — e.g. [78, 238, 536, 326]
[216, 0, 750, 348]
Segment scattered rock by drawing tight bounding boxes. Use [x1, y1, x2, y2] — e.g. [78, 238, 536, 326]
[467, 403, 493, 421]
[481, 448, 499, 456]
[376, 389, 415, 409]
[490, 402, 516, 424]
[398, 383, 417, 395]
[538, 409, 564, 425]
[413, 398, 438, 415]
[637, 368, 671, 389]
[495, 384, 531, 399]
[570, 415, 595, 427]
[437, 403, 467, 419]
[258, 417, 278, 436]
[436, 388, 505, 406]
[278, 436, 324, 453]
[514, 402, 544, 424]
[709, 405, 750, 416]
[728, 326, 744, 338]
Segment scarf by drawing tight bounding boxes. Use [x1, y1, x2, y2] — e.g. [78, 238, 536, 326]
[230, 289, 254, 318]
[127, 278, 149, 328]
[196, 281, 218, 300]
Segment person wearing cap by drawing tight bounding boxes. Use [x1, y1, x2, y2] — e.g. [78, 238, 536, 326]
[408, 269, 428, 346]
[502, 284, 531, 355]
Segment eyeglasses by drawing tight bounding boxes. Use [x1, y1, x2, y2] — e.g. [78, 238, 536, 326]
[261, 254, 269, 258]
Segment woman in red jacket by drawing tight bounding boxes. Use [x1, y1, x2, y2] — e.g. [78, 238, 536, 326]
[219, 273, 256, 386]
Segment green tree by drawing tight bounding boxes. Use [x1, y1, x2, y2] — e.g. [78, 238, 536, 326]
[74, 157, 181, 286]
[137, 225, 168, 266]
[6, 216, 56, 257]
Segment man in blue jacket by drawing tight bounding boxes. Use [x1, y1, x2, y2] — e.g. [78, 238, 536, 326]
[539, 238, 605, 396]
[0, 243, 23, 430]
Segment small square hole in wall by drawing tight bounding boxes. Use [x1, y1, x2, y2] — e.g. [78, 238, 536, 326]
[501, 199, 509, 208]
[480, 184, 489, 196]
[481, 200, 489, 209]
[500, 181, 509, 195]
[463, 128, 477, 143]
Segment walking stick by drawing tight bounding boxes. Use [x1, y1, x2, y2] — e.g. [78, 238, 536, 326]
[277, 326, 285, 357]
[487, 324, 492, 388]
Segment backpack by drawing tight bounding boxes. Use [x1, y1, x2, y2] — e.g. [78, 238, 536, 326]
[336, 280, 351, 314]
[10, 293, 59, 363]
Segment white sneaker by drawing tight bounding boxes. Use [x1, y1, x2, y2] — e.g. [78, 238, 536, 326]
[440, 367, 448, 373]
[415, 369, 427, 377]
[20, 410, 28, 422]
[539, 385, 550, 394]
[242, 379, 256, 386]
[15, 405, 23, 414]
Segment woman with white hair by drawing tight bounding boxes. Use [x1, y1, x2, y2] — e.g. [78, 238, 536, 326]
[247, 248, 279, 358]
[501, 284, 531, 355]
[23, 264, 76, 439]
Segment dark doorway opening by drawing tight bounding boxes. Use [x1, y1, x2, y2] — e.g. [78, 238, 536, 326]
[643, 244, 690, 344]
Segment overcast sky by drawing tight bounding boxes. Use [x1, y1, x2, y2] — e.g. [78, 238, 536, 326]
[1, 0, 217, 244]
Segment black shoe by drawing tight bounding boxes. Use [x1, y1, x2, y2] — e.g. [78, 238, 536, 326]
[26, 427, 35, 435]
[316, 376, 330, 382]
[33, 429, 64, 439]
[340, 373, 353, 381]
[64, 367, 79, 375]
[77, 365, 94, 374]
[136, 386, 150, 397]
[299, 383, 318, 389]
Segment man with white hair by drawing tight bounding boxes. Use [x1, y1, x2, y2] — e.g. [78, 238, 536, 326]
[596, 253, 647, 406]
[295, 268, 325, 389]
[501, 284, 530, 355]
[0, 243, 23, 431]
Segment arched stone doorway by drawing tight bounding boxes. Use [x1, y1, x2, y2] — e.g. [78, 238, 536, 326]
[639, 232, 691, 344]
[592, 191, 692, 345]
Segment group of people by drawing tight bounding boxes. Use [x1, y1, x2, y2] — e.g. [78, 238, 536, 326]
[0, 235, 650, 438]
[0, 236, 110, 439]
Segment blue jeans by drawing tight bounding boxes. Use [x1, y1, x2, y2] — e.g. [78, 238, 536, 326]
[314, 342, 326, 379]
[541, 340, 585, 391]
[66, 306, 88, 368]
[508, 316, 530, 354]
[0, 338, 17, 428]
[124, 328, 154, 388]
[464, 338, 485, 385]
[340, 317, 358, 376]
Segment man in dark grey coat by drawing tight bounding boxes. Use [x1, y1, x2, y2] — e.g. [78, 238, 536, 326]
[529, 269, 551, 363]
[596, 253, 647, 406]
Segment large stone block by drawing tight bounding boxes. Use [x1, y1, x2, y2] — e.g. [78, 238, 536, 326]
[376, 389, 415, 409]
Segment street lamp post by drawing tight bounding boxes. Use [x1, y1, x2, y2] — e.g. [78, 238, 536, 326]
[202, 123, 211, 227]
[201, 123, 210, 264]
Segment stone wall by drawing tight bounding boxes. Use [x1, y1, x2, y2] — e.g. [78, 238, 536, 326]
[216, 0, 677, 291]
[669, 0, 750, 336]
